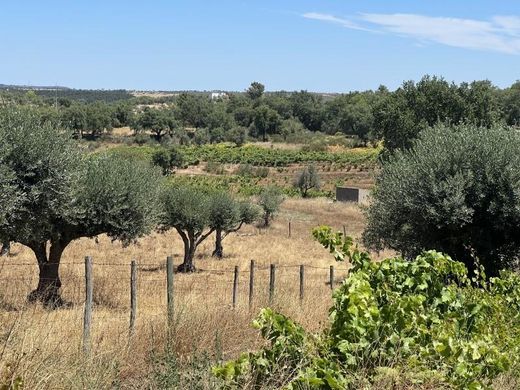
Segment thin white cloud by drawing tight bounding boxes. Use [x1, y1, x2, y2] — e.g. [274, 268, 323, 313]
[302, 12, 520, 55]
[492, 15, 520, 36]
[302, 12, 374, 32]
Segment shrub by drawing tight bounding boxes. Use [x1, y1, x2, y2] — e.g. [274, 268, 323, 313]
[255, 166, 269, 178]
[258, 186, 284, 227]
[193, 128, 210, 145]
[215, 227, 520, 389]
[301, 139, 328, 152]
[226, 126, 247, 146]
[152, 147, 185, 174]
[134, 132, 151, 145]
[235, 164, 269, 178]
[364, 124, 520, 277]
[204, 161, 225, 175]
[235, 163, 254, 177]
[294, 164, 320, 197]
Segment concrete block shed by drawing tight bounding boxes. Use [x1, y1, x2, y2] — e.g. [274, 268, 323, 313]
[336, 186, 370, 204]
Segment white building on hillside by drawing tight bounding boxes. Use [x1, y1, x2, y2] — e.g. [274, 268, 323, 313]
[211, 92, 227, 100]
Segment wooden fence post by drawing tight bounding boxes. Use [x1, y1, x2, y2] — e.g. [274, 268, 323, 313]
[129, 259, 137, 338]
[299, 265, 305, 302]
[249, 260, 255, 310]
[83, 256, 93, 355]
[269, 264, 276, 304]
[166, 256, 174, 331]
[288, 221, 291, 238]
[329, 265, 335, 291]
[343, 225, 346, 239]
[232, 266, 239, 309]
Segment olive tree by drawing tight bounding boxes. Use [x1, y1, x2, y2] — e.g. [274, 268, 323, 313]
[363, 124, 520, 276]
[0, 108, 162, 305]
[160, 186, 215, 272]
[0, 132, 19, 227]
[258, 186, 284, 227]
[0, 126, 19, 257]
[210, 194, 260, 258]
[294, 164, 320, 198]
[160, 187, 260, 270]
[0, 108, 80, 305]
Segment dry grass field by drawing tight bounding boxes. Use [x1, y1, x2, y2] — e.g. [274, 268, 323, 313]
[0, 198, 393, 389]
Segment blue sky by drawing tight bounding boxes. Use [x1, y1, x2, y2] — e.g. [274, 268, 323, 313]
[2, 1, 520, 92]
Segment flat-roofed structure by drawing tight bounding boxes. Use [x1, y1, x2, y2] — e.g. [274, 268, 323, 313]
[336, 186, 370, 204]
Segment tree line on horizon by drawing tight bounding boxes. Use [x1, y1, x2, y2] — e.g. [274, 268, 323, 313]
[2, 75, 520, 152]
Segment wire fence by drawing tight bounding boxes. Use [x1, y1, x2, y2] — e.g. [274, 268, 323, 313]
[0, 255, 349, 354]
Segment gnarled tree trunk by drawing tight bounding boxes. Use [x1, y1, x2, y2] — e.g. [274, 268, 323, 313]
[26, 238, 69, 307]
[176, 230, 197, 273]
[212, 229, 224, 259]
[178, 242, 197, 273]
[175, 228, 214, 273]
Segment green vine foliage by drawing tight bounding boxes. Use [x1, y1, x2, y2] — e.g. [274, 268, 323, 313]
[107, 143, 379, 168]
[214, 226, 520, 389]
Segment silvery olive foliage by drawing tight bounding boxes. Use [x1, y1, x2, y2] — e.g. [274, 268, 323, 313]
[364, 124, 520, 276]
[0, 107, 163, 304]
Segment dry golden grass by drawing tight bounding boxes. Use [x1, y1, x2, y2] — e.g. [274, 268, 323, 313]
[111, 126, 134, 137]
[0, 199, 394, 389]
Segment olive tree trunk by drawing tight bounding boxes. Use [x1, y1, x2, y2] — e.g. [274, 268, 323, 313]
[176, 229, 198, 273]
[178, 239, 197, 273]
[212, 223, 243, 259]
[176, 228, 214, 273]
[0, 242, 10, 256]
[26, 238, 69, 307]
[212, 229, 224, 259]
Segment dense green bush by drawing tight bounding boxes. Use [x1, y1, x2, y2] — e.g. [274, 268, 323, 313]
[133, 132, 151, 145]
[152, 147, 185, 174]
[215, 227, 520, 389]
[363, 124, 520, 276]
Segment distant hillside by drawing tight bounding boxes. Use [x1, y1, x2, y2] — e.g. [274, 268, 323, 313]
[0, 85, 133, 103]
[0, 83, 69, 91]
[0, 83, 341, 103]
